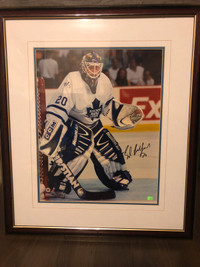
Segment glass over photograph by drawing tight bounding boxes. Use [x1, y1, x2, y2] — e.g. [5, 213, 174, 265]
[35, 48, 164, 205]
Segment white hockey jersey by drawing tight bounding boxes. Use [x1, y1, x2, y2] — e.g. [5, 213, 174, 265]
[46, 71, 113, 126]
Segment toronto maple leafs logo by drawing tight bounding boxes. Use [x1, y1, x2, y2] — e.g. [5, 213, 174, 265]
[86, 98, 102, 120]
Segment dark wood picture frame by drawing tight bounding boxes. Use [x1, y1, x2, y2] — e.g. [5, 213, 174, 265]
[0, 7, 199, 237]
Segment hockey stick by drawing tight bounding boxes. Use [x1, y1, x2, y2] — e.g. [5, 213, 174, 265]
[53, 153, 116, 200]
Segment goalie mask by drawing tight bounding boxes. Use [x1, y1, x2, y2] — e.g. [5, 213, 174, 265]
[80, 52, 103, 93]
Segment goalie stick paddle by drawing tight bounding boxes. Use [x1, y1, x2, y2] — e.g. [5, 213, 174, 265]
[53, 154, 116, 200]
[79, 188, 116, 201]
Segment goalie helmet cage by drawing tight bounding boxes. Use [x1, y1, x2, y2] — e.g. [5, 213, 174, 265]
[37, 77, 49, 187]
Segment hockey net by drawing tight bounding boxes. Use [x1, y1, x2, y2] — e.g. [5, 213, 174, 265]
[37, 77, 49, 188]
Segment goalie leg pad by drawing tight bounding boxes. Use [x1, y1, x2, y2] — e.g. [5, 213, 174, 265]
[39, 119, 67, 157]
[93, 122, 125, 163]
[93, 123, 126, 177]
[91, 121, 132, 189]
[50, 152, 89, 194]
[65, 154, 89, 178]
[46, 119, 93, 196]
[91, 153, 132, 190]
[60, 119, 93, 163]
[59, 119, 93, 178]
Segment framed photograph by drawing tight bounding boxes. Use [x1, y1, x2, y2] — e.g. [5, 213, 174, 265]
[0, 8, 199, 236]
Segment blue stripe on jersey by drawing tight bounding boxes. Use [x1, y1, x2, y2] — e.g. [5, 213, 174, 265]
[47, 104, 69, 117]
[46, 111, 66, 125]
[105, 97, 114, 107]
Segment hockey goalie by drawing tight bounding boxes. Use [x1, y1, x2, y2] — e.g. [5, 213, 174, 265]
[39, 52, 143, 200]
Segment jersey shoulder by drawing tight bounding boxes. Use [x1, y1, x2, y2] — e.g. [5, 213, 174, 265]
[59, 71, 84, 91]
[97, 73, 113, 100]
[66, 71, 86, 89]
[99, 72, 112, 83]
[67, 71, 82, 79]
[62, 71, 82, 84]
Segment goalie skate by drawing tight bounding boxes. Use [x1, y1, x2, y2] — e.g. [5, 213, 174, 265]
[112, 170, 132, 190]
[44, 187, 66, 199]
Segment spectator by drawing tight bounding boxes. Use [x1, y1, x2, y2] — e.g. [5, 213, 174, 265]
[64, 51, 81, 75]
[126, 58, 144, 85]
[103, 69, 115, 86]
[114, 68, 131, 87]
[101, 50, 112, 70]
[38, 50, 59, 88]
[108, 58, 120, 81]
[144, 70, 155, 85]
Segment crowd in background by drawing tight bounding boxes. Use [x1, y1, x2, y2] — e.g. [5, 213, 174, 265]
[36, 49, 162, 88]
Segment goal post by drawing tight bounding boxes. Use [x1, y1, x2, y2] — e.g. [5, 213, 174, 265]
[37, 77, 49, 188]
